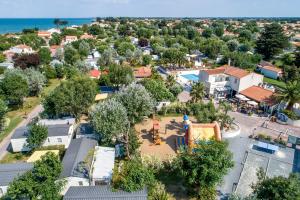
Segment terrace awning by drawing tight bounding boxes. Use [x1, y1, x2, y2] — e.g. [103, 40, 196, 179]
[235, 94, 250, 101]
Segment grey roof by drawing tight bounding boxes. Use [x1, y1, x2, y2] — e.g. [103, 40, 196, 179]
[76, 123, 94, 136]
[63, 186, 148, 200]
[11, 124, 72, 139]
[60, 138, 97, 179]
[0, 163, 33, 186]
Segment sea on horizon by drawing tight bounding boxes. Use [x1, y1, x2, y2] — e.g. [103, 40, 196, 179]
[0, 18, 94, 34]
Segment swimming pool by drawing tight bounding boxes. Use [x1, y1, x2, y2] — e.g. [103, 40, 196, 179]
[181, 74, 199, 82]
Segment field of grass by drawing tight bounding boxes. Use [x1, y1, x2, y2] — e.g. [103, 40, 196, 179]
[263, 77, 286, 89]
[0, 152, 30, 164]
[0, 79, 61, 143]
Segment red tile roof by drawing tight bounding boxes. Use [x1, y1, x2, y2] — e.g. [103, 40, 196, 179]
[134, 67, 152, 78]
[262, 65, 282, 73]
[201, 65, 249, 79]
[240, 86, 275, 104]
[224, 66, 249, 78]
[89, 69, 101, 79]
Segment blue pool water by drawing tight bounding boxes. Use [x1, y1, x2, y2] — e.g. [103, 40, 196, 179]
[181, 74, 199, 82]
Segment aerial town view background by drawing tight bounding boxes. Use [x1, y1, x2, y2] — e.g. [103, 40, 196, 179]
[0, 0, 299, 200]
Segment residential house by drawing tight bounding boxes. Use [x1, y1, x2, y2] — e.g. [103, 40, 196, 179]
[76, 123, 99, 140]
[64, 36, 78, 44]
[60, 138, 97, 195]
[10, 124, 75, 152]
[37, 31, 52, 39]
[0, 163, 34, 197]
[239, 86, 276, 112]
[63, 186, 147, 200]
[80, 33, 94, 40]
[38, 118, 76, 126]
[50, 45, 63, 58]
[257, 61, 282, 80]
[199, 65, 263, 99]
[133, 67, 152, 79]
[9, 44, 34, 54]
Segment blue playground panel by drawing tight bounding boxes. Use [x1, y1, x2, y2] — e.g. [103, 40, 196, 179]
[181, 74, 199, 82]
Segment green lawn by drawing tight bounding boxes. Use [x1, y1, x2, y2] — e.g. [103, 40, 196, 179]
[0, 152, 30, 164]
[263, 77, 286, 89]
[0, 79, 61, 143]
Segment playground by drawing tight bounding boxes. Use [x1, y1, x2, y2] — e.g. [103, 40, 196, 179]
[135, 116, 196, 160]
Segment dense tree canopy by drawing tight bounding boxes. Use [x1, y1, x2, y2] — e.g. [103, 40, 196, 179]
[6, 152, 63, 200]
[90, 98, 129, 144]
[175, 140, 234, 198]
[26, 124, 48, 150]
[43, 77, 97, 120]
[13, 53, 41, 69]
[0, 71, 29, 106]
[115, 83, 155, 124]
[38, 47, 52, 64]
[256, 23, 289, 60]
[142, 79, 175, 102]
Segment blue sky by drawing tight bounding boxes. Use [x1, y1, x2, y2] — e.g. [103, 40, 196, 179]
[0, 0, 299, 18]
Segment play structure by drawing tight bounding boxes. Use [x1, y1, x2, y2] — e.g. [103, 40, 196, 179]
[152, 119, 161, 145]
[181, 115, 222, 150]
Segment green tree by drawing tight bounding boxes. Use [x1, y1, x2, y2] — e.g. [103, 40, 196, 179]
[202, 28, 213, 38]
[6, 152, 63, 200]
[190, 101, 218, 123]
[115, 83, 155, 124]
[38, 47, 52, 64]
[97, 48, 117, 67]
[64, 45, 80, 65]
[113, 158, 155, 192]
[190, 82, 206, 103]
[0, 99, 7, 131]
[175, 140, 234, 198]
[227, 40, 239, 52]
[106, 64, 134, 87]
[252, 171, 300, 200]
[43, 77, 97, 120]
[24, 68, 47, 96]
[49, 33, 62, 46]
[0, 71, 29, 106]
[165, 75, 176, 89]
[90, 98, 129, 144]
[20, 33, 46, 50]
[142, 79, 175, 102]
[78, 40, 90, 57]
[277, 80, 300, 110]
[117, 42, 135, 56]
[142, 55, 152, 66]
[256, 23, 289, 60]
[26, 124, 48, 150]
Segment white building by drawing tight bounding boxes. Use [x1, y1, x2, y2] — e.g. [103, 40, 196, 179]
[64, 36, 78, 44]
[0, 163, 33, 197]
[90, 146, 115, 185]
[10, 124, 75, 153]
[7, 44, 34, 54]
[60, 138, 98, 195]
[199, 65, 263, 98]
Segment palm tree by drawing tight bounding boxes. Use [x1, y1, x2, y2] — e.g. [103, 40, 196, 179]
[190, 82, 206, 103]
[166, 75, 176, 88]
[277, 80, 300, 110]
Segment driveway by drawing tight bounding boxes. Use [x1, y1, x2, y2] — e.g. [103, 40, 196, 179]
[0, 104, 44, 160]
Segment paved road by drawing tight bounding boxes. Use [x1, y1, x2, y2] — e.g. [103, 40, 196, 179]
[0, 104, 44, 160]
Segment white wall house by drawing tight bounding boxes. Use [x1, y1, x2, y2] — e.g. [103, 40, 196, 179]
[9, 45, 34, 54]
[60, 138, 98, 195]
[60, 138, 115, 195]
[199, 65, 263, 98]
[10, 124, 75, 153]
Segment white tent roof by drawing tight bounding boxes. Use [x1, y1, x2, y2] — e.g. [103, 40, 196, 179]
[92, 146, 115, 180]
[247, 101, 258, 106]
[235, 94, 250, 101]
